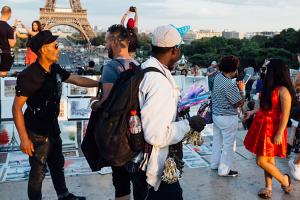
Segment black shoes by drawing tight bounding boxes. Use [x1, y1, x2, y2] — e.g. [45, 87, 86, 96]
[58, 193, 86, 200]
[220, 170, 238, 177]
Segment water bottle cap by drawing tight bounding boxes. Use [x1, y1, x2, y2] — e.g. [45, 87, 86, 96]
[130, 110, 137, 115]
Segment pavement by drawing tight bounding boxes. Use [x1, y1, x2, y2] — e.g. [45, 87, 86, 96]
[1, 130, 300, 200]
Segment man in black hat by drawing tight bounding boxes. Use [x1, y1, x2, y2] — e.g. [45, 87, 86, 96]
[12, 30, 98, 200]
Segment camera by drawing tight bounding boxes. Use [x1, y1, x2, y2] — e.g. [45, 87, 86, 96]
[129, 6, 136, 12]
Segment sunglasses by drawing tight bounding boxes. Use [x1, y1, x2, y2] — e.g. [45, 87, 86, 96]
[44, 43, 59, 50]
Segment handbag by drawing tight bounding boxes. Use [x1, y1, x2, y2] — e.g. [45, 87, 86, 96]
[197, 101, 213, 124]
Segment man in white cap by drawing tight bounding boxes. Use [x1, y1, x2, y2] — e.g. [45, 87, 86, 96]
[130, 25, 206, 199]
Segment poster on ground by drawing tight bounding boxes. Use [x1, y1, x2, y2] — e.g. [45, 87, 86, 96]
[59, 121, 78, 149]
[64, 157, 92, 176]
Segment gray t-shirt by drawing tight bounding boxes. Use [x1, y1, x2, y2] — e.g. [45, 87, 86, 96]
[100, 58, 139, 84]
[212, 73, 242, 116]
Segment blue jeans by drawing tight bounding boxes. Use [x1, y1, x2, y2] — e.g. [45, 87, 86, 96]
[28, 131, 68, 200]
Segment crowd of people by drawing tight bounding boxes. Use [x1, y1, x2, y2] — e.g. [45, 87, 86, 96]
[1, 4, 300, 200]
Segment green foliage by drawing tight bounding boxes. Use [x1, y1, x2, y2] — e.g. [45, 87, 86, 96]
[91, 32, 105, 46]
[182, 29, 300, 69]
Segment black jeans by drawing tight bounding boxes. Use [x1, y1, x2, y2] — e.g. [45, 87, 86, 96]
[130, 171, 183, 200]
[28, 131, 68, 200]
[111, 166, 131, 197]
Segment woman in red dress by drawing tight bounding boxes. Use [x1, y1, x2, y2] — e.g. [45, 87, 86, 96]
[16, 20, 41, 65]
[244, 59, 297, 198]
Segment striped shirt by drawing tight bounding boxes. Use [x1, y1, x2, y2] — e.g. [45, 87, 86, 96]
[212, 73, 242, 116]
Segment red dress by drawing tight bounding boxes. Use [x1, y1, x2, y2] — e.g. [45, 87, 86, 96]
[25, 47, 37, 65]
[244, 87, 287, 158]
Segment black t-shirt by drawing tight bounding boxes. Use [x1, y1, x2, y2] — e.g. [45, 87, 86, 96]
[0, 21, 14, 53]
[16, 61, 70, 136]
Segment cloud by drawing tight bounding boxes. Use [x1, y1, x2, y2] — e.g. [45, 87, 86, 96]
[1, 0, 299, 32]
[3, 0, 39, 3]
[203, 0, 300, 7]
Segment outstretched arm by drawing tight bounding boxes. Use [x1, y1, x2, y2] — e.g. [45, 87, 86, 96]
[16, 31, 29, 39]
[120, 10, 130, 26]
[133, 7, 138, 32]
[64, 74, 99, 87]
[21, 24, 38, 36]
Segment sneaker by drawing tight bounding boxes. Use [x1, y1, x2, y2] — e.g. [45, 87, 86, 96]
[288, 159, 300, 181]
[58, 193, 86, 200]
[219, 170, 238, 177]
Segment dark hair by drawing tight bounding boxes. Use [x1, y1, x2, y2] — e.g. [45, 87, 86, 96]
[107, 24, 129, 42]
[88, 60, 95, 67]
[1, 6, 11, 14]
[260, 58, 297, 110]
[128, 29, 139, 53]
[32, 20, 42, 32]
[219, 55, 240, 73]
[151, 45, 173, 55]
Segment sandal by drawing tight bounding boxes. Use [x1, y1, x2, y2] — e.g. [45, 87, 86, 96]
[257, 188, 272, 199]
[281, 174, 292, 193]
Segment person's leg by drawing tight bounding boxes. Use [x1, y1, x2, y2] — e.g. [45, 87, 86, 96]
[111, 166, 131, 200]
[27, 131, 50, 200]
[289, 153, 300, 180]
[256, 156, 289, 186]
[210, 115, 223, 170]
[47, 136, 69, 198]
[295, 154, 300, 164]
[146, 181, 183, 200]
[264, 157, 275, 190]
[130, 170, 148, 200]
[218, 115, 238, 175]
[287, 126, 297, 155]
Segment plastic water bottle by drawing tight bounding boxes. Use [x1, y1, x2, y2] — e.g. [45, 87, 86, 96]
[126, 110, 144, 172]
[128, 109, 144, 152]
[129, 110, 142, 134]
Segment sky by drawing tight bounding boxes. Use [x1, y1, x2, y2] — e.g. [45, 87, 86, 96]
[2, 0, 300, 32]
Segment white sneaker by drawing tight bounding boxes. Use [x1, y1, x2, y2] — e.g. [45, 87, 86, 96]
[288, 159, 300, 181]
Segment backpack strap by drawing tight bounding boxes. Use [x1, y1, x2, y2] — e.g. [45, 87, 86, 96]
[114, 59, 126, 71]
[143, 67, 167, 78]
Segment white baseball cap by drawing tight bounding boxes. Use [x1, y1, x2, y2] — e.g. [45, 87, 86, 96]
[152, 25, 189, 47]
[211, 61, 217, 65]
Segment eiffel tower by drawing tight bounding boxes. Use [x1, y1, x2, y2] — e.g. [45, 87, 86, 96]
[39, 0, 96, 43]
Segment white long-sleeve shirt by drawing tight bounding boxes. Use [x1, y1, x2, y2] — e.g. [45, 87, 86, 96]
[139, 57, 190, 190]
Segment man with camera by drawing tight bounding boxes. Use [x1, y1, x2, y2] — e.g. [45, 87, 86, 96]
[0, 6, 18, 77]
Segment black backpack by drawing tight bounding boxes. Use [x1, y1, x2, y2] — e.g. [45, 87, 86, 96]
[92, 63, 166, 167]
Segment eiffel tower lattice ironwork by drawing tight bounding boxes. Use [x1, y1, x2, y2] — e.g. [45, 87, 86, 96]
[39, 0, 96, 42]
